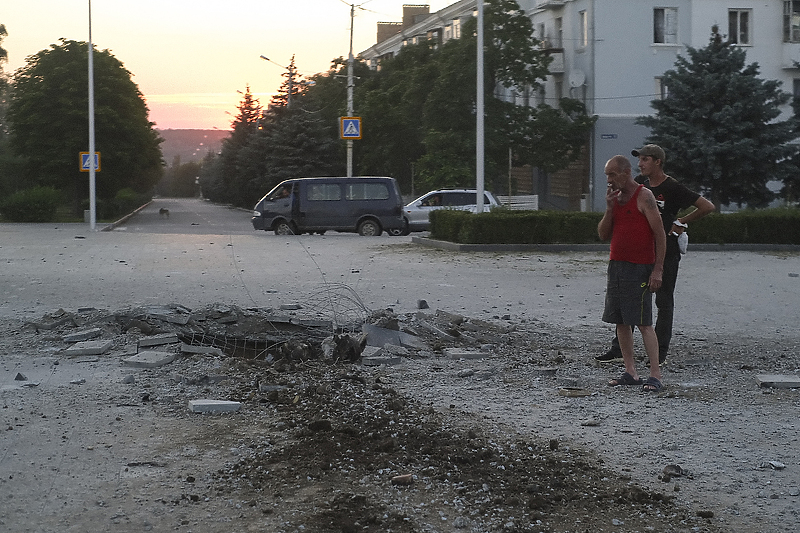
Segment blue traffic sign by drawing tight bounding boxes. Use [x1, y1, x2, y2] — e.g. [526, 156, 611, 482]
[80, 152, 101, 172]
[340, 117, 362, 139]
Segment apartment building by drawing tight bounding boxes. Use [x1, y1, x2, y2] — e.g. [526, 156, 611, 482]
[360, 1, 800, 211]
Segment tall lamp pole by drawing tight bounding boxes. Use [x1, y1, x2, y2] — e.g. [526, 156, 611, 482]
[476, 0, 485, 213]
[88, 0, 96, 230]
[346, 3, 355, 178]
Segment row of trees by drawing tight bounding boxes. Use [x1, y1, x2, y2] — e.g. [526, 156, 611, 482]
[199, 0, 597, 209]
[2, 5, 800, 217]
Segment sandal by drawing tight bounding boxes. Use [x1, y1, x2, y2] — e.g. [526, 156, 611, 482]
[642, 376, 663, 392]
[608, 372, 643, 387]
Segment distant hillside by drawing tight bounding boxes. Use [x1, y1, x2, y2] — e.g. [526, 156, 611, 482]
[158, 129, 229, 165]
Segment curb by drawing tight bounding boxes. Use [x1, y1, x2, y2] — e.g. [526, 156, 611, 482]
[101, 201, 153, 232]
[411, 237, 800, 253]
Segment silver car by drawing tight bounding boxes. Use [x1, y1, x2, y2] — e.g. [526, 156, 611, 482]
[389, 189, 501, 235]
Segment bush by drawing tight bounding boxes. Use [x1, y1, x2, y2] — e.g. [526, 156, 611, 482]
[113, 188, 149, 217]
[429, 207, 800, 245]
[0, 187, 62, 222]
[430, 209, 604, 244]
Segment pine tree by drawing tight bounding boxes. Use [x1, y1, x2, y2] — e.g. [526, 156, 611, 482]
[638, 26, 799, 208]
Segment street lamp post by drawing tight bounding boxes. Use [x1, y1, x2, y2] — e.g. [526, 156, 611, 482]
[346, 3, 355, 178]
[260, 55, 294, 108]
[88, 0, 96, 230]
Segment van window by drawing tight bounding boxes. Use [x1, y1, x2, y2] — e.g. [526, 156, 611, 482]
[308, 183, 341, 201]
[346, 182, 390, 200]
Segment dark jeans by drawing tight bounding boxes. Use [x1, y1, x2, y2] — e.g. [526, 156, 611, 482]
[610, 252, 681, 355]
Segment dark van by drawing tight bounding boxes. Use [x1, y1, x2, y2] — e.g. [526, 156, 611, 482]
[251, 177, 405, 236]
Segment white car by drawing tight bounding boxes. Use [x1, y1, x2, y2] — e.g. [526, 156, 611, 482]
[389, 189, 501, 235]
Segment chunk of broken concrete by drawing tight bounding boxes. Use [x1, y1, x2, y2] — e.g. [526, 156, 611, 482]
[363, 324, 427, 350]
[180, 343, 224, 357]
[755, 374, 800, 389]
[122, 350, 177, 368]
[65, 340, 113, 356]
[62, 327, 102, 343]
[138, 333, 179, 348]
[188, 399, 241, 413]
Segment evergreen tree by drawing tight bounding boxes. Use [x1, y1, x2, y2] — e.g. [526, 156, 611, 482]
[6, 39, 163, 214]
[268, 55, 302, 111]
[202, 86, 260, 204]
[638, 26, 799, 207]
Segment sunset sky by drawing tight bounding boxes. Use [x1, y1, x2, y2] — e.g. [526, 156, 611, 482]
[3, 0, 452, 131]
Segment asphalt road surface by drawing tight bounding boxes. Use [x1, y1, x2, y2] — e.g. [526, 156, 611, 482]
[1, 197, 798, 344]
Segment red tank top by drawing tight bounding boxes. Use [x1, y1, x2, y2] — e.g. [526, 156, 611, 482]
[610, 185, 655, 264]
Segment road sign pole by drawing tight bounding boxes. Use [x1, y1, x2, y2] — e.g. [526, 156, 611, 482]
[88, 0, 97, 230]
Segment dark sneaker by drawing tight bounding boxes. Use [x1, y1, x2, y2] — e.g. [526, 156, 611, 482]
[595, 349, 623, 364]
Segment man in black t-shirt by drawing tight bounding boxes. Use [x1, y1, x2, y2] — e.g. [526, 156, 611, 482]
[596, 145, 715, 365]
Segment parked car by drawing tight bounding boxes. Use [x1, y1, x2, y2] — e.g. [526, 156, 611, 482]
[251, 177, 405, 236]
[389, 189, 501, 235]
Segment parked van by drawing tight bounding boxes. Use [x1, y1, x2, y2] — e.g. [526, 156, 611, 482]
[251, 177, 405, 236]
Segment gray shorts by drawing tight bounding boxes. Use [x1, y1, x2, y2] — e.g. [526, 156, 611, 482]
[602, 260, 654, 326]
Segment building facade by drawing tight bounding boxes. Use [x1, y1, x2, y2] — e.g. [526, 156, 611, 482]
[360, 1, 800, 211]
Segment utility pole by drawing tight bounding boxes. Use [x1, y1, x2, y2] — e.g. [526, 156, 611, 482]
[347, 3, 355, 178]
[476, 0, 485, 213]
[88, 0, 96, 230]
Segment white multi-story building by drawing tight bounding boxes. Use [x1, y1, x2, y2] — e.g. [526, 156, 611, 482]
[360, 2, 800, 211]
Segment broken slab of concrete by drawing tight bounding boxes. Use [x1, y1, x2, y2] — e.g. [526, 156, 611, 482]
[122, 350, 177, 368]
[138, 333, 179, 348]
[148, 312, 190, 325]
[180, 343, 224, 357]
[756, 374, 800, 389]
[444, 348, 488, 360]
[64, 340, 113, 356]
[62, 327, 103, 343]
[188, 399, 241, 413]
[362, 324, 427, 350]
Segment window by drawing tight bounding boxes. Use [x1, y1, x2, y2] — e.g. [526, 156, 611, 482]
[654, 7, 678, 44]
[579, 11, 588, 47]
[785, 1, 800, 42]
[346, 183, 389, 201]
[555, 17, 563, 48]
[655, 77, 669, 100]
[729, 9, 751, 44]
[307, 184, 341, 201]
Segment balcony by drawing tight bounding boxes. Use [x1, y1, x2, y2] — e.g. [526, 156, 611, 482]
[537, 0, 566, 9]
[783, 42, 800, 69]
[545, 49, 564, 73]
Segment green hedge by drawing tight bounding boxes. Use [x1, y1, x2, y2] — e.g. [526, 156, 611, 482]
[688, 208, 800, 245]
[429, 207, 800, 245]
[0, 186, 62, 222]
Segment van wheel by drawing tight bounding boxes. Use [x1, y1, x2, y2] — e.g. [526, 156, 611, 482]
[387, 218, 409, 236]
[274, 221, 296, 235]
[358, 219, 381, 236]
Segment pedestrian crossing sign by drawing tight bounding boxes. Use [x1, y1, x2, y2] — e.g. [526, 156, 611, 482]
[340, 117, 362, 139]
[79, 152, 101, 172]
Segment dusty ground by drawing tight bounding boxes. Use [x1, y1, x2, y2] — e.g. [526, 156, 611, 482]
[1, 210, 798, 532]
[1, 300, 798, 533]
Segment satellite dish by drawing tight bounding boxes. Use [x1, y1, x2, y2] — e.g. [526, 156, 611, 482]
[568, 69, 586, 88]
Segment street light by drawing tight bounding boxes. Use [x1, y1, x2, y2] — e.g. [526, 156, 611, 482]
[260, 55, 294, 108]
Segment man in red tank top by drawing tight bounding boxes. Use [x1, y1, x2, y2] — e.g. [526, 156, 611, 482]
[598, 155, 666, 392]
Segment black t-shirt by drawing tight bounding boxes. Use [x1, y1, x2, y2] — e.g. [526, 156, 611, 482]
[635, 174, 700, 235]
